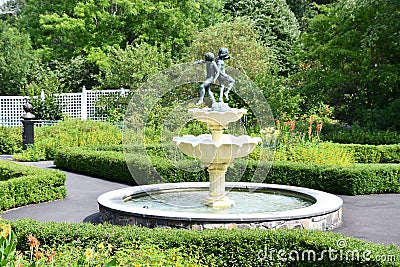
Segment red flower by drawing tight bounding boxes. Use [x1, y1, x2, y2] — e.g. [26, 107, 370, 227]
[289, 121, 295, 131]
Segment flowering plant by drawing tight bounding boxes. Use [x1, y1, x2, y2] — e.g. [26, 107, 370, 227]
[0, 222, 17, 266]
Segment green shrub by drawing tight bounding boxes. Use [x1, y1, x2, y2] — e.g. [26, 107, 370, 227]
[54, 147, 400, 195]
[251, 142, 355, 166]
[54, 147, 207, 185]
[10, 219, 400, 266]
[0, 126, 21, 154]
[0, 161, 66, 211]
[12, 118, 122, 161]
[335, 144, 400, 163]
[321, 125, 400, 145]
[261, 161, 400, 195]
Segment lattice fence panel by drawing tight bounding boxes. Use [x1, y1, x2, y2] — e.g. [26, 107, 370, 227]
[54, 93, 82, 119]
[86, 89, 125, 120]
[0, 88, 128, 126]
[0, 96, 28, 126]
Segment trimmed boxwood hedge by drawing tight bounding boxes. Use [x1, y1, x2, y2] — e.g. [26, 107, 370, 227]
[10, 219, 400, 266]
[54, 147, 400, 195]
[80, 143, 400, 164]
[0, 160, 66, 211]
[337, 144, 400, 163]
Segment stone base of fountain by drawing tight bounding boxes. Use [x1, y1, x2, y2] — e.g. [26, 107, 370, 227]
[200, 195, 234, 209]
[98, 182, 343, 231]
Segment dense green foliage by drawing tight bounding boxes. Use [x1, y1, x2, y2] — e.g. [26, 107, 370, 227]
[10, 119, 122, 161]
[0, 161, 66, 211]
[1, 0, 399, 130]
[54, 146, 400, 195]
[188, 17, 275, 80]
[321, 126, 400, 145]
[337, 144, 400, 164]
[224, 0, 300, 74]
[295, 0, 400, 128]
[95, 43, 173, 90]
[9, 219, 400, 266]
[0, 20, 38, 96]
[0, 126, 21, 154]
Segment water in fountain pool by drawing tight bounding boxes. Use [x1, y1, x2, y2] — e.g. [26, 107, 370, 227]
[116, 189, 314, 214]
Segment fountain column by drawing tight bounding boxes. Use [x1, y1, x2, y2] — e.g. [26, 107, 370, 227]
[201, 162, 233, 208]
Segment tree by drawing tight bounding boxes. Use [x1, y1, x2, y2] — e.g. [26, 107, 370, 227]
[295, 0, 400, 126]
[0, 21, 38, 95]
[18, 0, 226, 62]
[223, 0, 300, 74]
[95, 43, 172, 90]
[188, 17, 276, 80]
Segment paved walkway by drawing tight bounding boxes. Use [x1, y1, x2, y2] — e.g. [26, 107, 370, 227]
[1, 160, 399, 246]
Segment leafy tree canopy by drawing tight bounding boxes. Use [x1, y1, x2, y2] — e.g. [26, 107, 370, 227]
[0, 20, 38, 95]
[223, 0, 300, 74]
[188, 17, 276, 80]
[17, 0, 225, 62]
[294, 0, 400, 126]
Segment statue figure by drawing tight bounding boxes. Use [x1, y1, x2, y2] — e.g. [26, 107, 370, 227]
[216, 48, 235, 101]
[194, 52, 220, 106]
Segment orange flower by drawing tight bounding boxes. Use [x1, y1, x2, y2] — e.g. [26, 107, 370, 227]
[45, 251, 56, 263]
[27, 234, 40, 248]
[289, 121, 295, 131]
[276, 120, 280, 127]
[308, 116, 314, 125]
[34, 251, 43, 259]
[316, 123, 323, 134]
[307, 126, 312, 137]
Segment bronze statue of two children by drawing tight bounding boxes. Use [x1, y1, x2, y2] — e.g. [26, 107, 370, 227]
[195, 48, 235, 106]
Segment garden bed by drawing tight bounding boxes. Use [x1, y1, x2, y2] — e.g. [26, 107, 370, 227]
[54, 147, 400, 195]
[7, 219, 400, 266]
[0, 160, 66, 211]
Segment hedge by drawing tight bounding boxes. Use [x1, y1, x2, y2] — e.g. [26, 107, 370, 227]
[0, 160, 66, 211]
[9, 219, 400, 266]
[337, 144, 400, 163]
[82, 143, 400, 164]
[54, 147, 400, 195]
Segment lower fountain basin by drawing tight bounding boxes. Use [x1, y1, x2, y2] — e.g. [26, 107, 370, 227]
[98, 182, 342, 230]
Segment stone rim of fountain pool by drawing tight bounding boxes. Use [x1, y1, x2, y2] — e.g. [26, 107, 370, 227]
[98, 182, 343, 230]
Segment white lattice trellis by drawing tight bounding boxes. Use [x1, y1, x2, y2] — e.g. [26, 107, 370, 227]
[0, 87, 128, 127]
[0, 96, 29, 127]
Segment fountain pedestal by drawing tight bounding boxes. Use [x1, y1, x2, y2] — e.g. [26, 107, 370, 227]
[201, 162, 233, 208]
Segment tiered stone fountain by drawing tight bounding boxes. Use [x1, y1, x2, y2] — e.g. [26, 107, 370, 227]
[98, 104, 343, 230]
[98, 53, 342, 230]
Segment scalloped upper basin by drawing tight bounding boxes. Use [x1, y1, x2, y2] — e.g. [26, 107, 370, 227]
[189, 108, 247, 128]
[173, 134, 262, 165]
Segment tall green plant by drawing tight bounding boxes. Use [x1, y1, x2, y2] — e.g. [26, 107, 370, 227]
[29, 93, 64, 121]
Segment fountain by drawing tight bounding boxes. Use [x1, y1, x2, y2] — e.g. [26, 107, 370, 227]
[172, 107, 261, 208]
[98, 56, 343, 230]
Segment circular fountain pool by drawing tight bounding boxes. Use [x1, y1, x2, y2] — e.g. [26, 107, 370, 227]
[98, 182, 342, 230]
